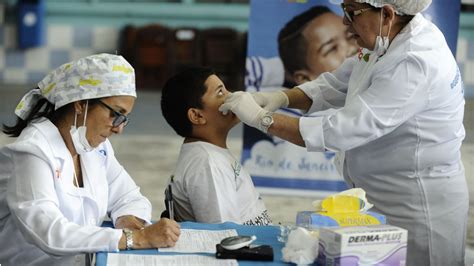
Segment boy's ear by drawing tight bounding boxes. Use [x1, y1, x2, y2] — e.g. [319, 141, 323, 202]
[187, 108, 206, 125]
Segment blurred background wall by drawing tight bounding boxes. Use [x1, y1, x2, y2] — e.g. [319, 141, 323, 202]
[0, 0, 473, 95]
[0, 0, 250, 91]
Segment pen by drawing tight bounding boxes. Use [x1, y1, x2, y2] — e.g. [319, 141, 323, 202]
[167, 176, 174, 221]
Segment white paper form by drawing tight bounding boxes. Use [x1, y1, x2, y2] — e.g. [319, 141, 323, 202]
[107, 253, 237, 266]
[159, 229, 238, 253]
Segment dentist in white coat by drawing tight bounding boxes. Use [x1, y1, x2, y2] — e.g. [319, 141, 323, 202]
[220, 1, 468, 265]
[0, 54, 180, 265]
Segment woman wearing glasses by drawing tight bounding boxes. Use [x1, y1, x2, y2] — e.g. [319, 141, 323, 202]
[220, 0, 468, 265]
[0, 53, 180, 265]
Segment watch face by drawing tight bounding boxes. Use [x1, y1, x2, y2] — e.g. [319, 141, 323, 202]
[262, 115, 273, 126]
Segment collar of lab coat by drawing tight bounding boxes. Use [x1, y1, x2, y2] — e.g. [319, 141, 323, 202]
[384, 13, 426, 57]
[8, 118, 70, 166]
[30, 119, 106, 205]
[357, 13, 426, 62]
[398, 13, 425, 35]
[31, 118, 71, 159]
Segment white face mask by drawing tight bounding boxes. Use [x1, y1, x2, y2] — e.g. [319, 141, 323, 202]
[372, 9, 392, 57]
[70, 100, 94, 154]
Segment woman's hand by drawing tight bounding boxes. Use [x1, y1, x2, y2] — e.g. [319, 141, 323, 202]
[219, 92, 268, 131]
[136, 218, 181, 248]
[115, 215, 145, 230]
[119, 218, 180, 250]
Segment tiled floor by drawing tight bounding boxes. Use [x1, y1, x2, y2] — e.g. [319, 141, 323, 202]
[0, 88, 473, 264]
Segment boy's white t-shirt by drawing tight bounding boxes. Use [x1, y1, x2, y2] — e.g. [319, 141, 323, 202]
[170, 141, 271, 225]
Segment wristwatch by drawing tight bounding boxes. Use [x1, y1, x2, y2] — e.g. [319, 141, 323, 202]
[123, 228, 133, 250]
[259, 112, 274, 133]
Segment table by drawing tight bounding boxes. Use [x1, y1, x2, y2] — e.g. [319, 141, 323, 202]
[96, 222, 291, 265]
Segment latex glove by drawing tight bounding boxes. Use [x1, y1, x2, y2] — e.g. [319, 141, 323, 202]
[251, 91, 289, 112]
[219, 91, 268, 132]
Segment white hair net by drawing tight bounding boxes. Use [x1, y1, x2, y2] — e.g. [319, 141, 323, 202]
[15, 53, 136, 120]
[355, 0, 432, 15]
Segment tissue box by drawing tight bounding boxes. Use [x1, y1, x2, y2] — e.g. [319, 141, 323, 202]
[296, 211, 386, 229]
[317, 225, 408, 266]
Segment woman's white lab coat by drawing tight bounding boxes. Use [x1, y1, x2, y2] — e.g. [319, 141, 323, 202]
[0, 119, 152, 265]
[298, 14, 468, 266]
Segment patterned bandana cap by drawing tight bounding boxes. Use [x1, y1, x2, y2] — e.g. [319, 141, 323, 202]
[355, 0, 432, 15]
[15, 53, 136, 120]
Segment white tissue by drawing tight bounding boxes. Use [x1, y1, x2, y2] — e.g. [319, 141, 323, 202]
[282, 227, 319, 265]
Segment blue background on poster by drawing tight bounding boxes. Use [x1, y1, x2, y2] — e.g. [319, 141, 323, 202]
[248, 0, 342, 58]
[247, 0, 460, 58]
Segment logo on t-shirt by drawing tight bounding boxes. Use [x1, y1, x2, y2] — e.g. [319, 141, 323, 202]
[243, 210, 272, 226]
[232, 161, 241, 181]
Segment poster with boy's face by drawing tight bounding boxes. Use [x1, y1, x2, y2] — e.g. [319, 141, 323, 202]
[244, 0, 351, 197]
[243, 0, 461, 196]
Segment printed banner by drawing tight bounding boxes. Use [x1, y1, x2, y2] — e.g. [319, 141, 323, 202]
[243, 0, 461, 197]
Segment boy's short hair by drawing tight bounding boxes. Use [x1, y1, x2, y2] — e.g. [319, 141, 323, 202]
[278, 6, 332, 75]
[161, 66, 215, 138]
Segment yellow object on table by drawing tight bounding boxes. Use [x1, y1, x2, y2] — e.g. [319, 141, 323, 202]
[320, 195, 363, 214]
[296, 188, 385, 229]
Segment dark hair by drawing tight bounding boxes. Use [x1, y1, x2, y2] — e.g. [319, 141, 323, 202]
[3, 88, 57, 137]
[397, 14, 415, 27]
[278, 6, 333, 76]
[161, 66, 215, 138]
[2, 89, 100, 137]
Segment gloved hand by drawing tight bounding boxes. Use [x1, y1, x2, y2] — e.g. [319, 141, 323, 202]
[251, 90, 289, 112]
[219, 91, 268, 132]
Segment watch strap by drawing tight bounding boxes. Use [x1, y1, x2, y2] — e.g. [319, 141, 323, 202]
[123, 228, 133, 250]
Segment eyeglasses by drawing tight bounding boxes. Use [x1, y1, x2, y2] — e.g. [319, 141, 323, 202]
[341, 3, 374, 23]
[99, 101, 130, 127]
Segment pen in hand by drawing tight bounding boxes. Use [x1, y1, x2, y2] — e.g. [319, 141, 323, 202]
[166, 176, 174, 221]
